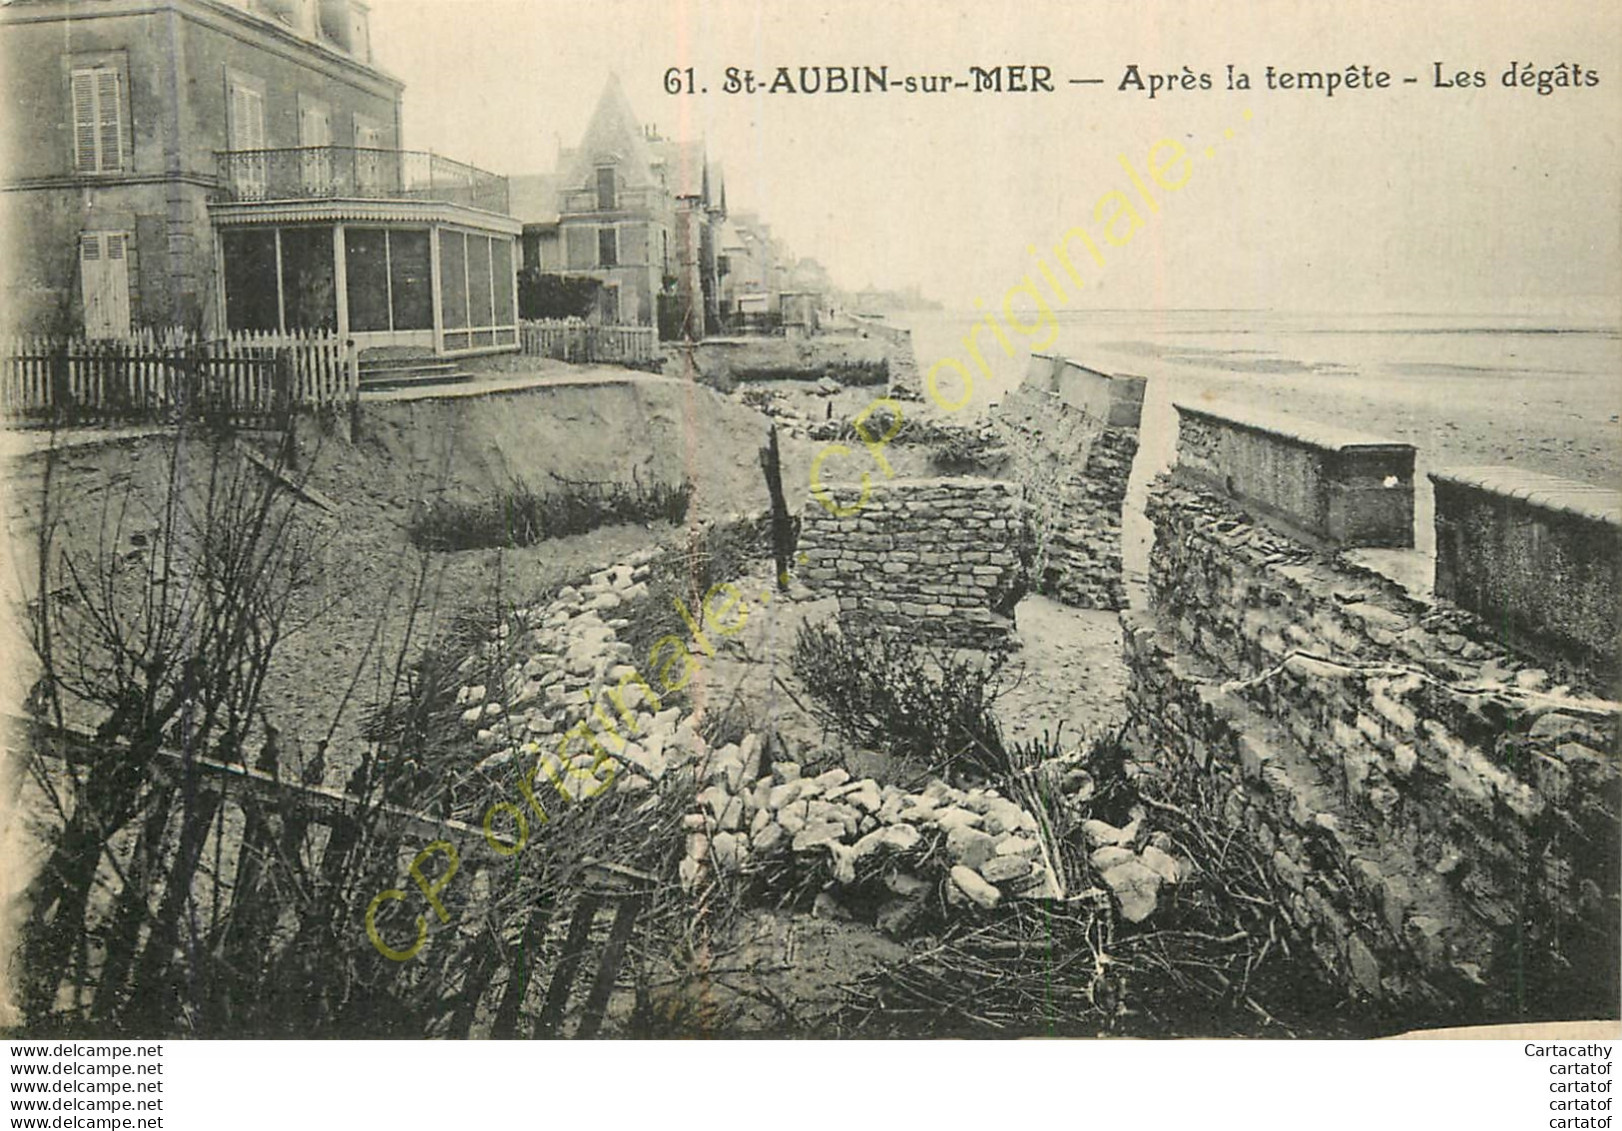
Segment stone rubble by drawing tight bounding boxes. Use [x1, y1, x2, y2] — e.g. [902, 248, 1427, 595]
[450, 542, 1190, 935]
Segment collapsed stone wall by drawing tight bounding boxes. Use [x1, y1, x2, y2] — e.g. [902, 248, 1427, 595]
[990, 354, 1144, 610]
[797, 478, 1027, 648]
[1124, 412, 1621, 1026]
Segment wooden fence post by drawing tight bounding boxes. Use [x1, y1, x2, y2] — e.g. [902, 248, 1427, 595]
[760, 424, 793, 591]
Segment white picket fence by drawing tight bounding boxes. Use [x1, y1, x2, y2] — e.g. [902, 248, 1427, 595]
[1, 328, 357, 425]
[519, 318, 657, 365]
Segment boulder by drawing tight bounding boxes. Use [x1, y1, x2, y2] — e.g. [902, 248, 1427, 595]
[1082, 817, 1139, 848]
[995, 835, 1040, 858]
[1140, 845, 1184, 886]
[1101, 859, 1163, 923]
[686, 832, 710, 862]
[846, 780, 883, 813]
[981, 798, 1031, 836]
[949, 865, 1002, 909]
[946, 826, 999, 870]
[792, 822, 846, 852]
[711, 832, 741, 872]
[933, 806, 983, 832]
[621, 738, 668, 781]
[752, 821, 785, 855]
[980, 856, 1033, 885]
[1090, 845, 1136, 872]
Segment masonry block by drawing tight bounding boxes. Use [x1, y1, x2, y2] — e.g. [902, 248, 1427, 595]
[1432, 466, 1622, 687]
[1173, 401, 1415, 548]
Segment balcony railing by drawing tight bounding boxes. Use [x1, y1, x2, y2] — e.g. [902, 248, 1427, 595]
[216, 146, 510, 215]
[557, 186, 664, 216]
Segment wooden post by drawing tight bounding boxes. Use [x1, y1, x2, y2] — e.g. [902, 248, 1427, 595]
[759, 423, 793, 591]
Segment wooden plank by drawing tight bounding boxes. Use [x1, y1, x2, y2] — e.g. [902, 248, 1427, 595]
[574, 894, 643, 1039]
[534, 892, 602, 1037]
[21, 717, 478, 843]
[125, 787, 224, 1024]
[489, 900, 555, 1038]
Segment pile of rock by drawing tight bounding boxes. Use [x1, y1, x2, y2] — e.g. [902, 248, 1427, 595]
[677, 750, 1065, 930]
[454, 549, 671, 784]
[447, 544, 1186, 936]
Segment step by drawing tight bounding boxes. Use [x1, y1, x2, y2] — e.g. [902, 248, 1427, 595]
[358, 370, 474, 392]
[357, 358, 460, 376]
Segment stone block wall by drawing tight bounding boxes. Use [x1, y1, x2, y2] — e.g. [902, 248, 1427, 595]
[797, 478, 1027, 647]
[1433, 467, 1622, 688]
[1124, 405, 1621, 1026]
[991, 353, 1143, 609]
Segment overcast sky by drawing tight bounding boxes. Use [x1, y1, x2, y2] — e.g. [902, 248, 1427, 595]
[370, 0, 1621, 315]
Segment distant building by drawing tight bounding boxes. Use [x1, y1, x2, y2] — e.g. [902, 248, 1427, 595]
[1, 0, 520, 355]
[511, 75, 723, 339]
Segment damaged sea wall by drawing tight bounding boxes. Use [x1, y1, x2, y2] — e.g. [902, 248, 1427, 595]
[1123, 403, 1621, 1026]
[797, 477, 1027, 647]
[678, 335, 889, 389]
[848, 315, 921, 400]
[991, 353, 1144, 610]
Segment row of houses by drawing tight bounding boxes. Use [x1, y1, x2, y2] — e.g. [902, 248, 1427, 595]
[509, 74, 834, 338]
[0, 0, 831, 360]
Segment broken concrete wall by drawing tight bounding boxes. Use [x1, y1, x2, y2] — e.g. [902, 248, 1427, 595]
[1174, 402, 1416, 548]
[797, 477, 1027, 647]
[991, 353, 1143, 610]
[1432, 467, 1622, 689]
[1124, 405, 1621, 1025]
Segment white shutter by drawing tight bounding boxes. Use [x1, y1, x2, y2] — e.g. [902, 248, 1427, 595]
[80, 233, 132, 338]
[299, 104, 330, 147]
[96, 69, 121, 170]
[230, 82, 264, 149]
[299, 103, 332, 192]
[231, 82, 267, 197]
[71, 67, 122, 172]
[72, 71, 97, 171]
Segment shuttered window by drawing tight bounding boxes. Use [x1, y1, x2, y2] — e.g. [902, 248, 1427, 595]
[71, 66, 123, 173]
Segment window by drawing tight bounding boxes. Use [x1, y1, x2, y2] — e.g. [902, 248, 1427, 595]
[280, 227, 336, 331]
[71, 65, 123, 173]
[596, 166, 616, 210]
[565, 226, 595, 270]
[80, 232, 131, 337]
[598, 227, 618, 268]
[437, 229, 517, 351]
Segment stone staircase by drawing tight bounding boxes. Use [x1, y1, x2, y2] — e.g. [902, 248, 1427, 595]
[357, 348, 472, 393]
